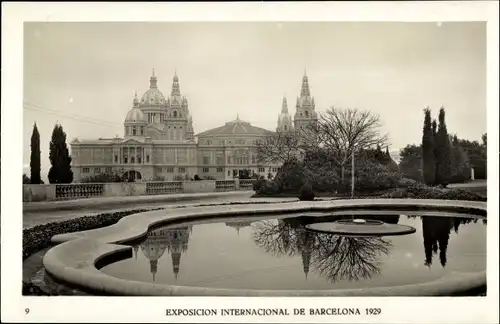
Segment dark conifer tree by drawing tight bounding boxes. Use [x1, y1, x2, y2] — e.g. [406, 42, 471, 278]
[435, 107, 451, 186]
[48, 124, 74, 184]
[30, 123, 42, 184]
[422, 108, 435, 185]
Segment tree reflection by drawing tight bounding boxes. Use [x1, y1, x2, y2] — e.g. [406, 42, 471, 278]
[313, 232, 391, 282]
[252, 219, 299, 257]
[422, 216, 484, 268]
[252, 218, 392, 283]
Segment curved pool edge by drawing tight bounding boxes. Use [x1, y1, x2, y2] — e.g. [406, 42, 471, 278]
[43, 198, 487, 296]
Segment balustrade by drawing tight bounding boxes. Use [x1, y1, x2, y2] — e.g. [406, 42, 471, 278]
[239, 179, 256, 190]
[146, 181, 183, 195]
[55, 183, 104, 200]
[26, 179, 249, 202]
[215, 180, 236, 192]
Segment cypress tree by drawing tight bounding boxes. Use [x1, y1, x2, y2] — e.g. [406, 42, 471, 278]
[431, 119, 438, 184]
[30, 123, 42, 184]
[421, 108, 435, 185]
[48, 124, 74, 184]
[435, 107, 451, 186]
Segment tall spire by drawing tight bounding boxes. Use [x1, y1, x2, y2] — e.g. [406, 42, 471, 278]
[281, 96, 288, 113]
[300, 70, 310, 97]
[171, 72, 180, 96]
[133, 245, 139, 260]
[150, 69, 158, 89]
[133, 91, 139, 107]
[150, 260, 158, 282]
[172, 252, 181, 281]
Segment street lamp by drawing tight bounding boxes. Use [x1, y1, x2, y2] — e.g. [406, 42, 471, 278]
[351, 144, 357, 199]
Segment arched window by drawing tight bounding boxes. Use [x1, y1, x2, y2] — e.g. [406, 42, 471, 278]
[124, 155, 128, 164]
[131, 156, 135, 164]
[140, 127, 144, 136]
[132, 126, 136, 136]
[284, 125, 287, 131]
[137, 155, 142, 164]
[305, 110, 309, 117]
[173, 111, 177, 117]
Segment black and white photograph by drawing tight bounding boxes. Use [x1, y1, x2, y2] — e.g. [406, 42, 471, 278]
[2, 2, 499, 323]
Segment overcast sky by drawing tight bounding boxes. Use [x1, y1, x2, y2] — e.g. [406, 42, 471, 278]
[23, 22, 486, 179]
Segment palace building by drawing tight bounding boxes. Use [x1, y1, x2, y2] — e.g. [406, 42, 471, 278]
[70, 71, 318, 182]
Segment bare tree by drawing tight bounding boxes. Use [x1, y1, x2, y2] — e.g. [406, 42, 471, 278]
[316, 107, 389, 184]
[255, 129, 301, 166]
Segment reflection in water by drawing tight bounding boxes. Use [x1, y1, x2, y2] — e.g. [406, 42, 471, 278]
[225, 220, 254, 235]
[422, 216, 482, 268]
[133, 225, 192, 281]
[252, 217, 393, 283]
[125, 214, 485, 286]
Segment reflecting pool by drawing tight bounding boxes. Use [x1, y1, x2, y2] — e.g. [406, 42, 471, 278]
[100, 210, 486, 291]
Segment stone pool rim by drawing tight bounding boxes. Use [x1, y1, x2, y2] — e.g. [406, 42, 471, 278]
[43, 198, 487, 296]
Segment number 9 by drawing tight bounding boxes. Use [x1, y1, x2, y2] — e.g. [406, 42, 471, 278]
[25, 308, 30, 315]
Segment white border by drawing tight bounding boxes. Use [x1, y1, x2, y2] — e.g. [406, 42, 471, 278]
[2, 2, 499, 323]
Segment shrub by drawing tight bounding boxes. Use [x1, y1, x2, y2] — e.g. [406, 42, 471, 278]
[253, 178, 267, 193]
[22, 208, 162, 260]
[354, 162, 401, 193]
[193, 174, 201, 181]
[379, 183, 486, 202]
[298, 182, 315, 201]
[23, 282, 52, 296]
[273, 159, 305, 193]
[397, 177, 418, 188]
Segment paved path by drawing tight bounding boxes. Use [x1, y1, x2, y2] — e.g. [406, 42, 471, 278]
[23, 191, 297, 229]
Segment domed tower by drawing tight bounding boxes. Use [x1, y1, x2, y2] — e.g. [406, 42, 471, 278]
[124, 93, 147, 138]
[165, 72, 191, 141]
[277, 96, 294, 132]
[225, 220, 253, 235]
[166, 226, 190, 280]
[140, 229, 169, 281]
[294, 71, 318, 133]
[139, 69, 168, 126]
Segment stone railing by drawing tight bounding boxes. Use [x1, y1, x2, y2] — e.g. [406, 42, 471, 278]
[23, 179, 256, 202]
[215, 180, 236, 192]
[55, 183, 105, 200]
[239, 179, 255, 190]
[146, 181, 183, 195]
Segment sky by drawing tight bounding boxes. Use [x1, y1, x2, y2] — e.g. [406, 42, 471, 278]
[23, 22, 487, 180]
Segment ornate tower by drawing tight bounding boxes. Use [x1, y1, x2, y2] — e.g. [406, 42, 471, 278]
[139, 70, 168, 127]
[140, 231, 168, 282]
[166, 227, 190, 281]
[165, 72, 192, 141]
[277, 96, 294, 132]
[294, 71, 318, 133]
[297, 229, 313, 280]
[124, 93, 147, 138]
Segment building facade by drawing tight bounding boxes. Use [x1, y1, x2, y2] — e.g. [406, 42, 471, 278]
[70, 71, 318, 182]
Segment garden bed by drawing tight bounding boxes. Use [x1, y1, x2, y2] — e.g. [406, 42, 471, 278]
[252, 184, 487, 202]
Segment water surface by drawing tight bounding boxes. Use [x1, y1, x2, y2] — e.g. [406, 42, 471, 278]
[101, 211, 486, 290]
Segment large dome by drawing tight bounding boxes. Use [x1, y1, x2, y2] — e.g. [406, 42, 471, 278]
[196, 116, 274, 137]
[140, 71, 167, 106]
[141, 88, 166, 106]
[124, 107, 145, 123]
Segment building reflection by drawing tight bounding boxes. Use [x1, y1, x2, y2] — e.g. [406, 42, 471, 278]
[133, 225, 192, 281]
[252, 217, 393, 283]
[225, 220, 254, 235]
